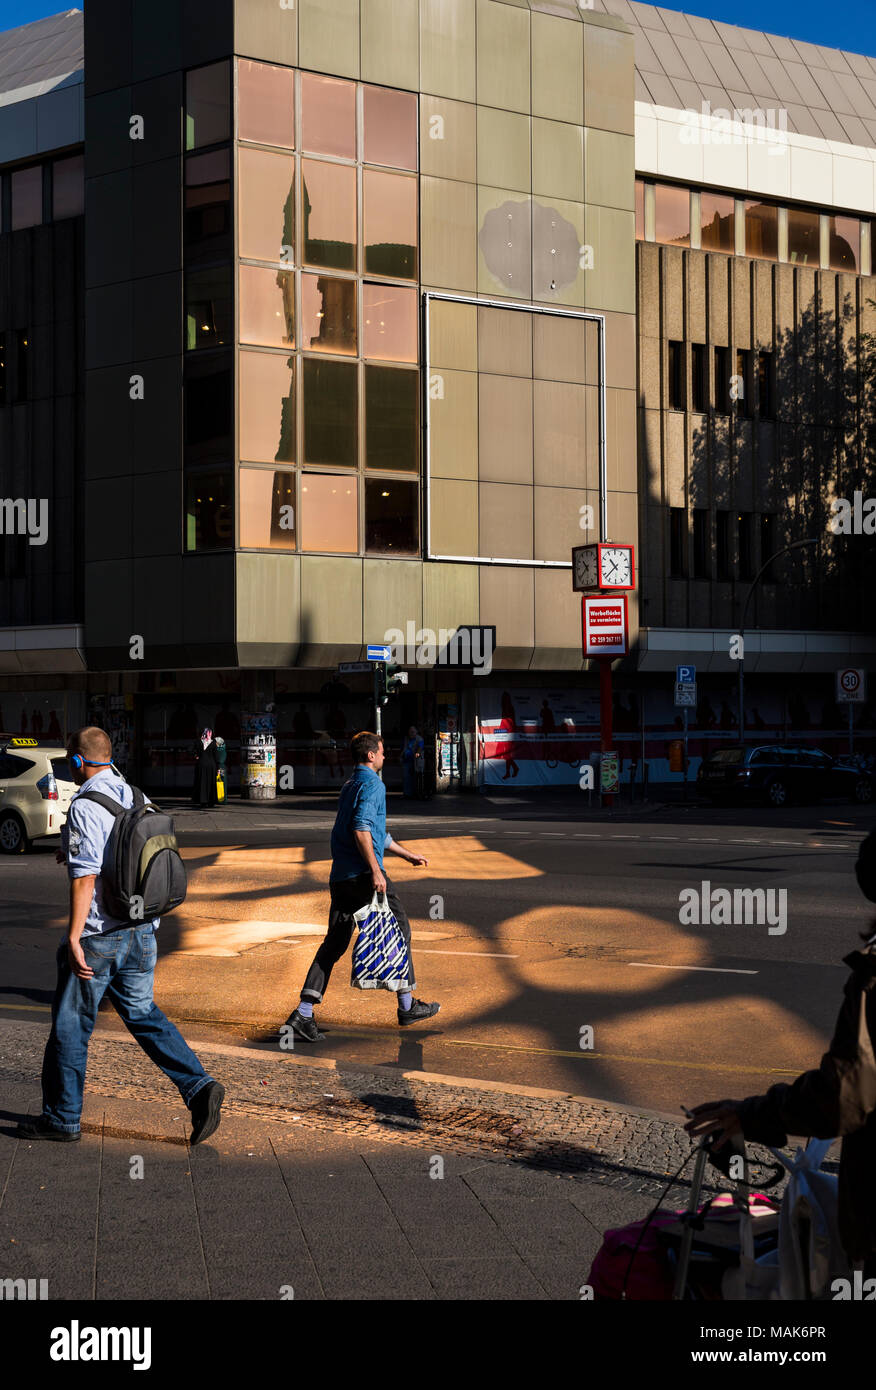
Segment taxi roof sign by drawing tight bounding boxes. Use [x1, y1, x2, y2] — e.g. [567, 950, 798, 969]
[9, 737, 38, 747]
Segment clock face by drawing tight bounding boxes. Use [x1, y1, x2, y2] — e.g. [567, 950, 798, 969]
[573, 545, 598, 590]
[600, 546, 633, 588]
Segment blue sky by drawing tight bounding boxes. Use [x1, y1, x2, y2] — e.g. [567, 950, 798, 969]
[0, 0, 873, 57]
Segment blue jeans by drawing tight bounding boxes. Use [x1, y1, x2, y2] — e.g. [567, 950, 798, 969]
[41, 925, 213, 1133]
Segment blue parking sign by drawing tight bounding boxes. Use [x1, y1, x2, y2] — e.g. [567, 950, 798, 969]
[676, 665, 696, 685]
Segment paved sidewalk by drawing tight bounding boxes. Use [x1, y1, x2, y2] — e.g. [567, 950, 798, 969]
[0, 1018, 802, 1301]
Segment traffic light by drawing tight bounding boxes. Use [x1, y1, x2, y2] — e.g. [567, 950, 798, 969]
[386, 662, 409, 696]
[374, 660, 388, 707]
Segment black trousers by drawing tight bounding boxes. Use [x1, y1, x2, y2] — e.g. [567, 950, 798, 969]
[300, 872, 415, 1003]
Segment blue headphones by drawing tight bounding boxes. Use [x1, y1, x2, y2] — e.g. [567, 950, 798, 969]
[70, 755, 112, 771]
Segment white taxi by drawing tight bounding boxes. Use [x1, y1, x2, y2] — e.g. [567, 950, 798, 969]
[0, 738, 77, 854]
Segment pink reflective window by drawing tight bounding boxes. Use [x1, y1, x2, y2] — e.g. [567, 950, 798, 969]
[239, 350, 295, 463]
[239, 265, 295, 348]
[363, 85, 417, 170]
[363, 170, 417, 279]
[654, 183, 689, 246]
[301, 158, 357, 271]
[363, 283, 417, 362]
[238, 59, 294, 148]
[301, 72, 356, 159]
[301, 273, 357, 355]
[238, 147, 295, 263]
[299, 473, 358, 552]
[239, 468, 296, 550]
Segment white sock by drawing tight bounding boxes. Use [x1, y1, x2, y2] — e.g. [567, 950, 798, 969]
[398, 991, 413, 1011]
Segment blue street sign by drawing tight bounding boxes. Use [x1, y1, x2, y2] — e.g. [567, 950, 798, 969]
[367, 645, 391, 662]
[676, 664, 696, 685]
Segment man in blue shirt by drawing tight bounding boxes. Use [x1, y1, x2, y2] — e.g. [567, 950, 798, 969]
[286, 730, 440, 1042]
[16, 726, 224, 1145]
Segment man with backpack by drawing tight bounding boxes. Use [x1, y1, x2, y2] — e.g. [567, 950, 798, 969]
[684, 823, 876, 1277]
[16, 727, 224, 1145]
[285, 730, 440, 1042]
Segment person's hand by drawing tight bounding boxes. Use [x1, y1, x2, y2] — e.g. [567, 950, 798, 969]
[372, 868, 387, 895]
[67, 937, 94, 980]
[408, 854, 428, 867]
[684, 1100, 744, 1150]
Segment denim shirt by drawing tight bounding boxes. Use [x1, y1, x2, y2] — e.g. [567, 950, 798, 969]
[330, 764, 392, 882]
[63, 769, 160, 936]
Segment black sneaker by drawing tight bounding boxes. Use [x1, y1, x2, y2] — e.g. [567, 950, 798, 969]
[397, 998, 441, 1026]
[286, 1008, 326, 1043]
[15, 1115, 80, 1142]
[190, 1081, 224, 1146]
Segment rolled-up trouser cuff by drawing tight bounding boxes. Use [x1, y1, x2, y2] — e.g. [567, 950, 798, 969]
[41, 1114, 80, 1134]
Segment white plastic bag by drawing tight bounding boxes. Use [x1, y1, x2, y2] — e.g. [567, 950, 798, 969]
[765, 1139, 852, 1299]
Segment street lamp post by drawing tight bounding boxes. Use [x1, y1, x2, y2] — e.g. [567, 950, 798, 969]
[736, 539, 818, 746]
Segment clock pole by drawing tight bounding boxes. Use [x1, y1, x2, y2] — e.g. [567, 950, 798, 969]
[599, 656, 613, 809]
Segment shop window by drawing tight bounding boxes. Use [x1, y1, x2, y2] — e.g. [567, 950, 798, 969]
[787, 207, 819, 266]
[700, 191, 734, 254]
[239, 467, 296, 550]
[738, 511, 755, 581]
[761, 513, 776, 581]
[668, 341, 685, 410]
[714, 345, 729, 414]
[654, 182, 689, 247]
[302, 357, 357, 468]
[301, 73, 356, 159]
[237, 147, 294, 264]
[185, 149, 231, 266]
[299, 472, 358, 552]
[184, 470, 233, 551]
[365, 365, 419, 472]
[52, 154, 84, 220]
[716, 510, 731, 580]
[239, 350, 295, 464]
[363, 85, 417, 171]
[744, 200, 777, 260]
[735, 349, 753, 418]
[363, 283, 417, 362]
[301, 273, 357, 355]
[185, 267, 233, 350]
[364, 477, 419, 555]
[758, 351, 774, 419]
[691, 343, 707, 412]
[185, 61, 230, 151]
[670, 508, 687, 578]
[238, 264, 295, 348]
[693, 509, 710, 579]
[363, 170, 417, 279]
[301, 158, 357, 271]
[11, 165, 42, 230]
[828, 216, 860, 272]
[238, 59, 294, 148]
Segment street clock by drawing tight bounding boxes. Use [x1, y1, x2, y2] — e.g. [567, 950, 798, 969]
[572, 543, 636, 592]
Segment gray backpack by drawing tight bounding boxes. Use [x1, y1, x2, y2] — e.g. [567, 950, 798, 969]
[77, 785, 187, 924]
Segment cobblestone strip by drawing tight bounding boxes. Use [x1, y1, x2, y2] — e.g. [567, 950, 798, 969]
[1, 1021, 802, 1203]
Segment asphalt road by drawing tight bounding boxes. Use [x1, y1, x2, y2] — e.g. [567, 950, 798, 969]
[1, 797, 873, 1118]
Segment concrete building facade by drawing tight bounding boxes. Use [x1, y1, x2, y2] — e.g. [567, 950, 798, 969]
[0, 1, 873, 791]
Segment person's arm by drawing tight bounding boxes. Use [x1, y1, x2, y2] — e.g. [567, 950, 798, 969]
[352, 828, 386, 893]
[67, 876, 97, 979]
[385, 834, 428, 868]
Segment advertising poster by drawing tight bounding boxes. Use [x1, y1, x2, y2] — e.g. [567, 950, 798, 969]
[241, 712, 277, 799]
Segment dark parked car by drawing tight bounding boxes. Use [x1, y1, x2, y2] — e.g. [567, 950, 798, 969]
[696, 745, 874, 807]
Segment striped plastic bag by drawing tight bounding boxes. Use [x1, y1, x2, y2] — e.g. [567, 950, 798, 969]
[351, 892, 412, 991]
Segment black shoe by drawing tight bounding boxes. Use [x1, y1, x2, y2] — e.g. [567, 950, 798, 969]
[286, 1008, 326, 1043]
[190, 1081, 224, 1145]
[397, 999, 441, 1026]
[15, 1115, 80, 1142]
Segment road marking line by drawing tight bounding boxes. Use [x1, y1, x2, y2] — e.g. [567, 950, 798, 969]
[415, 949, 518, 958]
[628, 962, 758, 975]
[0, 1003, 50, 1012]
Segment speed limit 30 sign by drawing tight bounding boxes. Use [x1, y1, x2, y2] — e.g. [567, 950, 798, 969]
[836, 668, 866, 703]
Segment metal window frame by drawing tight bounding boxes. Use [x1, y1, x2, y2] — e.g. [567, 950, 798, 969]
[422, 290, 607, 568]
